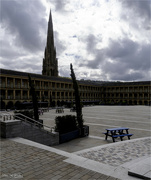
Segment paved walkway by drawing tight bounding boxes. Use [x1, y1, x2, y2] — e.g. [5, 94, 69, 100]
[1, 137, 151, 180]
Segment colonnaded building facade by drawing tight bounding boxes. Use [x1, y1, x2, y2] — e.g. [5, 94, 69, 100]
[0, 10, 150, 109]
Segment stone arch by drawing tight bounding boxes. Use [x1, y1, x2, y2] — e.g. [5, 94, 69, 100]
[129, 100, 132, 105]
[57, 100, 61, 106]
[61, 100, 64, 106]
[0, 100, 5, 109]
[44, 101, 48, 107]
[52, 101, 56, 107]
[6, 101, 14, 109]
[15, 101, 21, 110]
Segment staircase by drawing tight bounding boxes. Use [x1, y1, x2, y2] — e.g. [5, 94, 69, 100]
[0, 111, 59, 146]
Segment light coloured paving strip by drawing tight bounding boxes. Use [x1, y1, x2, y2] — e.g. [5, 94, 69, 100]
[84, 114, 150, 120]
[127, 156, 151, 179]
[74, 137, 151, 167]
[89, 135, 105, 140]
[83, 109, 150, 115]
[84, 116, 150, 124]
[86, 122, 151, 132]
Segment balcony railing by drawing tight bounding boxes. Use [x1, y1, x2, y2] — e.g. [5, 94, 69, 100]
[15, 85, 21, 88]
[7, 84, 14, 88]
[0, 84, 6, 88]
[22, 85, 28, 89]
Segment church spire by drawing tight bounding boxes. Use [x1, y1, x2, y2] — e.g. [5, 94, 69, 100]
[42, 9, 58, 77]
[47, 9, 54, 51]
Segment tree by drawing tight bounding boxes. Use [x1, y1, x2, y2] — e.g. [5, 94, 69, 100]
[28, 74, 39, 121]
[70, 64, 83, 128]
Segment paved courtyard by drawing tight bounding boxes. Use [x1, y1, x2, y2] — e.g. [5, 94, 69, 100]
[41, 105, 151, 152]
[1, 105, 151, 179]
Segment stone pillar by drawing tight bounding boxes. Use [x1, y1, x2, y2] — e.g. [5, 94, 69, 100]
[21, 90, 23, 101]
[13, 90, 15, 100]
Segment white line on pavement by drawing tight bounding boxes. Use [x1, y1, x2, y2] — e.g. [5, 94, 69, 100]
[84, 116, 150, 123]
[85, 122, 151, 132]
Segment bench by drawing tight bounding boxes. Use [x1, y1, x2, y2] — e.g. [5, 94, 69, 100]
[70, 108, 76, 112]
[103, 127, 133, 142]
[112, 133, 133, 141]
[112, 134, 133, 138]
[56, 108, 64, 113]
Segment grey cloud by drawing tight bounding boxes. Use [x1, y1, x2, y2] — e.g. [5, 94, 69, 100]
[59, 65, 70, 77]
[86, 34, 98, 54]
[111, 71, 144, 82]
[81, 36, 150, 81]
[47, 0, 70, 13]
[102, 60, 144, 81]
[1, 0, 47, 52]
[78, 34, 103, 68]
[54, 31, 66, 56]
[106, 38, 138, 60]
[121, 0, 151, 30]
[121, 0, 151, 20]
[1, 56, 42, 74]
[107, 39, 150, 72]
[102, 39, 151, 81]
[0, 39, 26, 59]
[86, 50, 105, 69]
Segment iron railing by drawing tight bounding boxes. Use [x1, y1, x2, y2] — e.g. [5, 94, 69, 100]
[0, 112, 54, 132]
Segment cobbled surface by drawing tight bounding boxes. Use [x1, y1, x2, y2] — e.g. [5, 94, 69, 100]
[77, 138, 151, 166]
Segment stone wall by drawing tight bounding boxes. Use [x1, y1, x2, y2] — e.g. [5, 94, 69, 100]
[0, 120, 59, 146]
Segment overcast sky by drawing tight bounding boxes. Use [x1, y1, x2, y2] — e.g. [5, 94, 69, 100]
[0, 0, 151, 81]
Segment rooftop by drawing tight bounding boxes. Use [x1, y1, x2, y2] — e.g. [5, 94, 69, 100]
[0, 68, 150, 86]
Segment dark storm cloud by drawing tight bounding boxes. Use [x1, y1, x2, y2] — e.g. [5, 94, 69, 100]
[103, 39, 150, 81]
[79, 34, 104, 68]
[106, 39, 138, 60]
[86, 34, 98, 54]
[86, 50, 105, 69]
[81, 37, 150, 81]
[1, 55, 42, 74]
[106, 39, 150, 71]
[110, 70, 144, 81]
[0, 39, 26, 59]
[1, 0, 47, 53]
[121, 0, 151, 30]
[122, 0, 151, 20]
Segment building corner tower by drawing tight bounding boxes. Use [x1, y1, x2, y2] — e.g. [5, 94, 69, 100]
[42, 9, 58, 77]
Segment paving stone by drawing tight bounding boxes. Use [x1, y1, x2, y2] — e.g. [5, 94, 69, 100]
[81, 174, 92, 180]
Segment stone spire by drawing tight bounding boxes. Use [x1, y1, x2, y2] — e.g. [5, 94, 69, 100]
[42, 9, 58, 77]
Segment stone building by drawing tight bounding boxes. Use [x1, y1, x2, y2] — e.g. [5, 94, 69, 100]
[0, 68, 150, 109]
